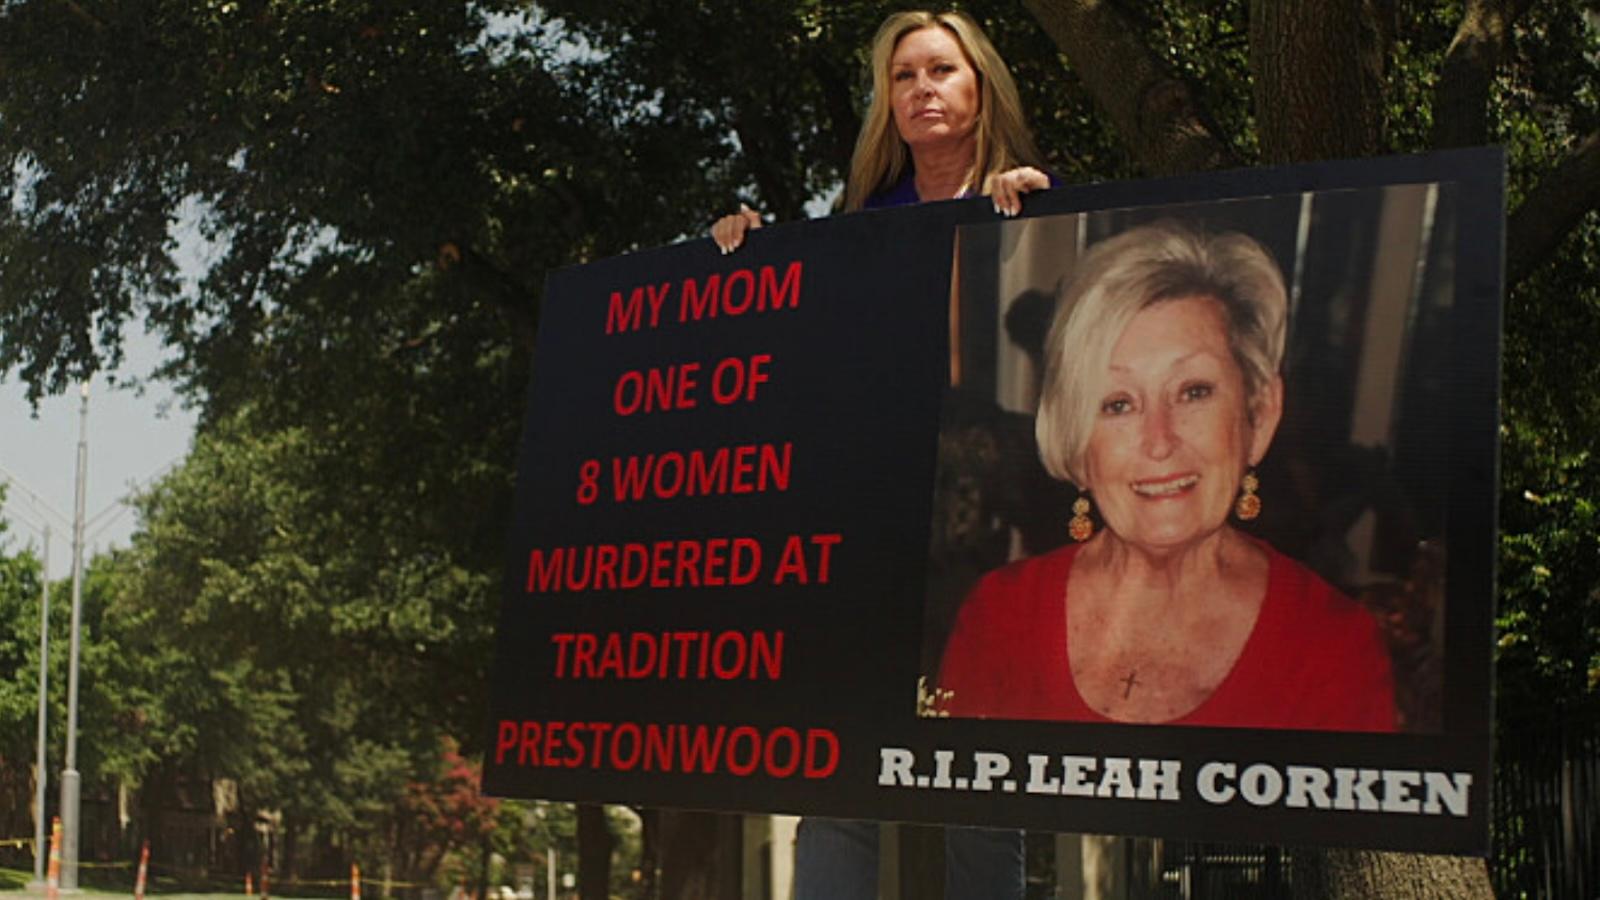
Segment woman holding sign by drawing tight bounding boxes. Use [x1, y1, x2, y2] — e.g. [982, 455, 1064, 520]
[937, 221, 1399, 732]
[711, 9, 1052, 253]
[715, 9, 1048, 900]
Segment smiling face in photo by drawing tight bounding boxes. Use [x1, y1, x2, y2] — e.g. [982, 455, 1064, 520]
[1081, 295, 1280, 552]
[889, 25, 980, 152]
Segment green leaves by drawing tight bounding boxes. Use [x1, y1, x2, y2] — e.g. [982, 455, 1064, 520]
[0, 534, 47, 772]
[1498, 412, 1600, 714]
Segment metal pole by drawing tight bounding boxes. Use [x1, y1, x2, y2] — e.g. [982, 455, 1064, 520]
[547, 848, 555, 900]
[59, 382, 88, 892]
[30, 525, 51, 888]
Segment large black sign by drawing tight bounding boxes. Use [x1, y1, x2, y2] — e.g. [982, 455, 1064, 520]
[483, 148, 1502, 855]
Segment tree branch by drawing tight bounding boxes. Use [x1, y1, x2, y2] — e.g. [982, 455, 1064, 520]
[734, 117, 806, 222]
[458, 246, 539, 350]
[1431, 0, 1535, 149]
[809, 53, 862, 183]
[1021, 0, 1236, 176]
[54, 0, 105, 31]
[1507, 130, 1600, 286]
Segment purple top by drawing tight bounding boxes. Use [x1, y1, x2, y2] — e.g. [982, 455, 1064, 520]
[864, 168, 1061, 209]
[863, 171, 927, 209]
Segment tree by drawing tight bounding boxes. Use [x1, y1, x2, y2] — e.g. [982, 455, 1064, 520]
[103, 409, 504, 884]
[0, 0, 755, 407]
[0, 505, 49, 851]
[0, 508, 172, 860]
[399, 737, 499, 890]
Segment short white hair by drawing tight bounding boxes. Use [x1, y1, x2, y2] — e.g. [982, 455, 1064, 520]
[1035, 220, 1288, 485]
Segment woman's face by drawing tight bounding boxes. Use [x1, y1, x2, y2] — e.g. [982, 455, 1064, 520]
[1080, 296, 1281, 552]
[889, 26, 980, 153]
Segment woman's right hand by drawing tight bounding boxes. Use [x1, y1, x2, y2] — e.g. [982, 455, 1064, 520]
[711, 203, 763, 254]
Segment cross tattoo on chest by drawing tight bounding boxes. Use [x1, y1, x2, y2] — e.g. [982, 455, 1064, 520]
[1120, 670, 1140, 699]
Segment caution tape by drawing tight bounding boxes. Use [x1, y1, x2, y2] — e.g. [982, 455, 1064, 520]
[0, 839, 423, 891]
[76, 860, 133, 870]
[274, 876, 431, 889]
[138, 862, 427, 892]
[0, 854, 129, 871]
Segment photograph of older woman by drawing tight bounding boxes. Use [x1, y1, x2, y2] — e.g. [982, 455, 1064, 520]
[936, 220, 1399, 732]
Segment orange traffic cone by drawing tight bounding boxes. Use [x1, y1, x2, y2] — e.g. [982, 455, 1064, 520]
[351, 863, 361, 900]
[134, 840, 151, 900]
[45, 817, 61, 900]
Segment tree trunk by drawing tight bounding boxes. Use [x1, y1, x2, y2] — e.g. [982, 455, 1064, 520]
[808, 49, 864, 177]
[283, 815, 298, 887]
[1293, 849, 1494, 898]
[1431, 0, 1532, 148]
[382, 821, 396, 900]
[656, 810, 740, 900]
[141, 766, 170, 885]
[637, 809, 658, 899]
[476, 831, 492, 899]
[1249, 0, 1391, 164]
[897, 824, 944, 899]
[576, 804, 612, 900]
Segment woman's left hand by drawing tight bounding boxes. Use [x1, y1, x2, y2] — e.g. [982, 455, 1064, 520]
[984, 166, 1051, 217]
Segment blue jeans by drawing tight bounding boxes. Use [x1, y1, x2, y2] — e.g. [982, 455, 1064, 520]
[793, 818, 1024, 900]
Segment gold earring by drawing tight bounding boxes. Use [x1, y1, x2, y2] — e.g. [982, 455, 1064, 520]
[1235, 471, 1261, 521]
[1069, 495, 1094, 542]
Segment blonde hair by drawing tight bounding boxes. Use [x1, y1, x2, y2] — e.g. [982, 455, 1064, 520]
[1035, 221, 1289, 486]
[843, 10, 1043, 211]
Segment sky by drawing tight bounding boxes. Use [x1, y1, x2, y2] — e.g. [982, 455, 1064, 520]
[0, 326, 198, 580]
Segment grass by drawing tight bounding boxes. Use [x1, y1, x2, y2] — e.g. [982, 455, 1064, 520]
[0, 867, 335, 900]
[0, 868, 123, 895]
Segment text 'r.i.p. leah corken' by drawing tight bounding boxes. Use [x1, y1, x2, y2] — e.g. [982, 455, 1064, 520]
[878, 747, 1473, 816]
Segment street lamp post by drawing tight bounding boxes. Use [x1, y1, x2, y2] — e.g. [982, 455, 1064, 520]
[32, 524, 52, 887]
[60, 382, 89, 892]
[0, 474, 67, 892]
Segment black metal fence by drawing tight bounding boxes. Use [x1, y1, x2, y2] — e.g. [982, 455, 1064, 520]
[1493, 713, 1600, 900]
[1105, 714, 1599, 900]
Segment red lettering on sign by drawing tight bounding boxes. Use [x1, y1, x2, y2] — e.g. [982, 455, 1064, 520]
[679, 261, 803, 322]
[613, 362, 700, 416]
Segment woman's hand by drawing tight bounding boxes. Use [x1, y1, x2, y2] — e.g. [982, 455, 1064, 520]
[984, 167, 1051, 217]
[711, 203, 763, 254]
